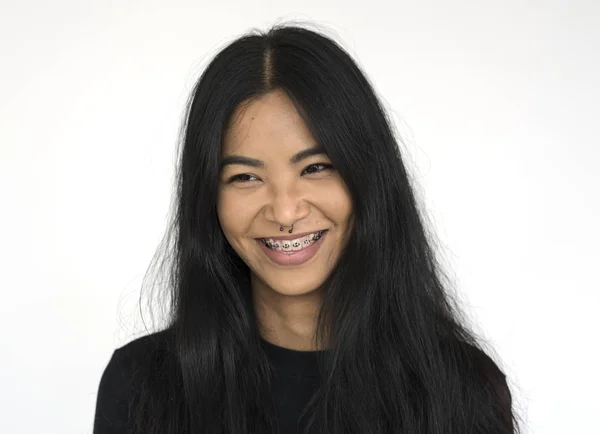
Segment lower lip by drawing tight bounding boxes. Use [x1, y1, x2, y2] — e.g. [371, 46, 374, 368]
[256, 231, 328, 266]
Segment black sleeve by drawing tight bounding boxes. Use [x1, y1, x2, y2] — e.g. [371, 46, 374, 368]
[476, 347, 514, 432]
[491, 370, 514, 431]
[494, 372, 512, 413]
[93, 348, 135, 434]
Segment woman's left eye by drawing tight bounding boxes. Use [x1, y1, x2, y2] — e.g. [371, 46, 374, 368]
[302, 163, 333, 175]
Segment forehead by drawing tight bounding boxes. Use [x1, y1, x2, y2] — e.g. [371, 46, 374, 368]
[222, 91, 315, 156]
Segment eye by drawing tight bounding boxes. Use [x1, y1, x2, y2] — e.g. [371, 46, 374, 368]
[302, 163, 334, 175]
[226, 173, 259, 184]
[225, 163, 333, 184]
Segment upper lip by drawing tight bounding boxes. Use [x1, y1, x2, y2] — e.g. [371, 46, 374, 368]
[257, 229, 326, 241]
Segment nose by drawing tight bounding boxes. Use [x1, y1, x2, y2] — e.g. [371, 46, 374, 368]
[263, 182, 310, 228]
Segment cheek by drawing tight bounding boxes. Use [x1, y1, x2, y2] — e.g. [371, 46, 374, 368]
[217, 190, 256, 235]
[324, 184, 353, 224]
[217, 191, 237, 233]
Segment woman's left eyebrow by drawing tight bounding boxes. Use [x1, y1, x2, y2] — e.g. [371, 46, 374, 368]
[219, 145, 327, 171]
[289, 144, 327, 164]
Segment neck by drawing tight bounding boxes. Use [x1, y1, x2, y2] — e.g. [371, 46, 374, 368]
[251, 274, 325, 351]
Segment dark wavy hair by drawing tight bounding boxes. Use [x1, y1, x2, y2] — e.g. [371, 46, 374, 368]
[132, 23, 520, 434]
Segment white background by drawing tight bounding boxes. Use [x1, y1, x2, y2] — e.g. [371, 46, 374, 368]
[1, 1, 598, 433]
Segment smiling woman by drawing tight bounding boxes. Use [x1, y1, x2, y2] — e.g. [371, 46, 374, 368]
[218, 91, 353, 304]
[93, 23, 519, 434]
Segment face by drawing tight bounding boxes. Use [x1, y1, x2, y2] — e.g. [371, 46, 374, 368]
[217, 90, 353, 298]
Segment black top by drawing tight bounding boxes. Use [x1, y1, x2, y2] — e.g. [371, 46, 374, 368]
[93, 330, 326, 434]
[260, 337, 325, 433]
[93, 331, 511, 433]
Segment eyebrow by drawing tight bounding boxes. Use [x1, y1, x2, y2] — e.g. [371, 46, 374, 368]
[219, 144, 327, 171]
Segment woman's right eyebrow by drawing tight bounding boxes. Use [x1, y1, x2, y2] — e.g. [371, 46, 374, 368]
[219, 155, 264, 171]
[219, 145, 326, 171]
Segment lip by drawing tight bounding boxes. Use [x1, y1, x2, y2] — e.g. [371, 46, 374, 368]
[256, 230, 328, 266]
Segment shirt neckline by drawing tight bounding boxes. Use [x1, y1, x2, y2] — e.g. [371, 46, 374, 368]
[260, 337, 328, 378]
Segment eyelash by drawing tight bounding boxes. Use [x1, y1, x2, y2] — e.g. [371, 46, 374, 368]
[227, 163, 334, 184]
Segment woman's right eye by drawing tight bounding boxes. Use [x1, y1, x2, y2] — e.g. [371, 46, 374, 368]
[227, 174, 258, 183]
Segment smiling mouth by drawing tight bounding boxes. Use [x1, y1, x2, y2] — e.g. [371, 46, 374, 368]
[259, 230, 327, 252]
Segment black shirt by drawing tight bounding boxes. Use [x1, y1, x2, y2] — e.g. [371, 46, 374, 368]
[93, 331, 324, 434]
[93, 331, 511, 433]
[261, 337, 324, 433]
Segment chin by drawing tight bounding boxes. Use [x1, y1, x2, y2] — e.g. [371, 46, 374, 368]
[274, 281, 322, 296]
[256, 274, 325, 297]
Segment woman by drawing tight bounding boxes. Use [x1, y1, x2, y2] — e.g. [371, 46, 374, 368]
[93, 24, 518, 434]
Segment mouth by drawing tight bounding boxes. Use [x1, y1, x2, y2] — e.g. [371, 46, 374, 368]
[257, 229, 327, 252]
[255, 229, 329, 266]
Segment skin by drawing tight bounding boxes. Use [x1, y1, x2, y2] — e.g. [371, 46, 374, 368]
[217, 90, 353, 351]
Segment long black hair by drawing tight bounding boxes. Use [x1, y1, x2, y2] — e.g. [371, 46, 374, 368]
[132, 22, 520, 434]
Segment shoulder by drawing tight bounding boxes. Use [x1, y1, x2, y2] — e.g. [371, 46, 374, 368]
[103, 328, 174, 385]
[457, 340, 514, 428]
[462, 340, 507, 379]
[93, 329, 174, 433]
[440, 336, 512, 403]
[114, 328, 173, 366]
[470, 343, 510, 396]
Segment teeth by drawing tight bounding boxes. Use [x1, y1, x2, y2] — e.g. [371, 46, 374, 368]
[261, 230, 324, 251]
